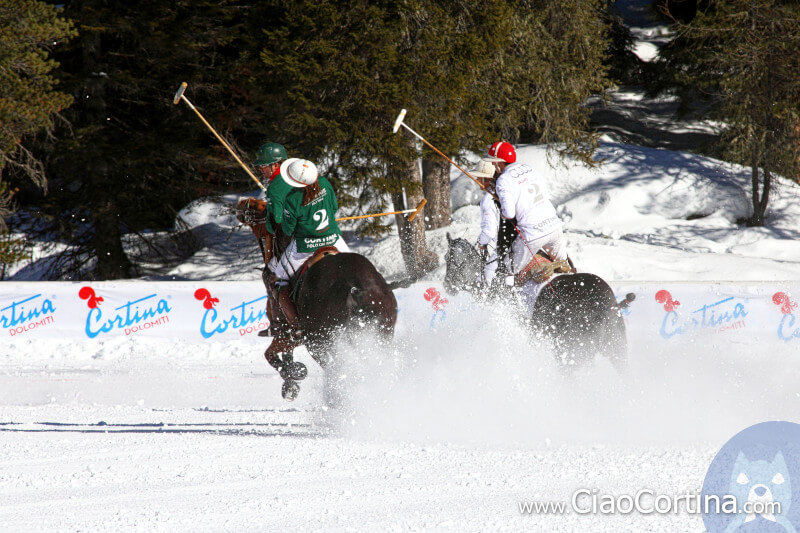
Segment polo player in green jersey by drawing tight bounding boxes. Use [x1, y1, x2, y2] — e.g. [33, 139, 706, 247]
[267, 158, 351, 341]
[237, 142, 291, 264]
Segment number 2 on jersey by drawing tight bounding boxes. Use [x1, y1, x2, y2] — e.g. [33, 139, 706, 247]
[313, 208, 329, 231]
[528, 184, 544, 203]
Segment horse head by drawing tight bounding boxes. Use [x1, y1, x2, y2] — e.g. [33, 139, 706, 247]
[444, 232, 483, 295]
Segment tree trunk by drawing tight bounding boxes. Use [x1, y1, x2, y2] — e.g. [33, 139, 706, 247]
[421, 158, 451, 230]
[392, 157, 438, 279]
[93, 199, 135, 280]
[84, 31, 134, 279]
[748, 164, 770, 227]
[747, 135, 770, 226]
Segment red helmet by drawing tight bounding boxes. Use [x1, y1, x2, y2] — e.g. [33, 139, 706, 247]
[487, 141, 516, 164]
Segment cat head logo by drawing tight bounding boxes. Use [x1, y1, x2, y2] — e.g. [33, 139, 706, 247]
[702, 421, 800, 532]
[728, 451, 792, 525]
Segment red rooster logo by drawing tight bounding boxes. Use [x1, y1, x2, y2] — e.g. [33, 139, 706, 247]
[772, 292, 797, 315]
[423, 287, 449, 311]
[194, 288, 219, 310]
[655, 290, 680, 312]
[78, 286, 104, 309]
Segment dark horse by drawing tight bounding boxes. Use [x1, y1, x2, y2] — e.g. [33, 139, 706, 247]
[293, 252, 398, 358]
[266, 230, 398, 401]
[444, 234, 631, 369]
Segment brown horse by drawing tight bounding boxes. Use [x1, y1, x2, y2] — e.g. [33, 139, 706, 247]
[293, 252, 398, 362]
[237, 197, 398, 400]
[264, 233, 398, 401]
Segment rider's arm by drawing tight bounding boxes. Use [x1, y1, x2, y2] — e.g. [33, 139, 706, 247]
[282, 199, 298, 236]
[477, 194, 499, 247]
[496, 177, 516, 220]
[267, 177, 290, 226]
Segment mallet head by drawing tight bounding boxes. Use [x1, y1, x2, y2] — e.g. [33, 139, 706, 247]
[173, 82, 188, 105]
[392, 109, 407, 134]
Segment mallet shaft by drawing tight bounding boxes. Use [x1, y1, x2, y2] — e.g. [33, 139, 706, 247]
[176, 88, 267, 193]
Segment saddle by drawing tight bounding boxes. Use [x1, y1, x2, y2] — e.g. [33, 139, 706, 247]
[289, 246, 339, 300]
[515, 252, 572, 286]
[262, 246, 340, 340]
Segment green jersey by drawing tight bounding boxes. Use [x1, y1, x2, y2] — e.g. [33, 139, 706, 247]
[282, 177, 342, 252]
[264, 175, 293, 234]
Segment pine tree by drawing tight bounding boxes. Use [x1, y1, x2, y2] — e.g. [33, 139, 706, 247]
[258, 0, 612, 277]
[658, 0, 800, 226]
[34, 0, 266, 279]
[0, 0, 74, 268]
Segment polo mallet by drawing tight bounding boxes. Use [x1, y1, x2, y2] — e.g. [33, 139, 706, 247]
[335, 199, 427, 223]
[393, 108, 487, 193]
[392, 108, 543, 272]
[173, 82, 267, 193]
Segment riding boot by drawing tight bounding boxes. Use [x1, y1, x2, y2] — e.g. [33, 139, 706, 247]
[278, 287, 303, 342]
[263, 232, 274, 264]
[262, 277, 282, 338]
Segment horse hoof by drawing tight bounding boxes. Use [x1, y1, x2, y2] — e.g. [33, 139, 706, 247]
[279, 361, 307, 381]
[281, 380, 300, 401]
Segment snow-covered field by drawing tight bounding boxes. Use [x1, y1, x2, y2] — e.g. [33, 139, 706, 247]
[3, 142, 800, 531]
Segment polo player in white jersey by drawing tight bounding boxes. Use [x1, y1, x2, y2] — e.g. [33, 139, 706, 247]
[486, 141, 572, 276]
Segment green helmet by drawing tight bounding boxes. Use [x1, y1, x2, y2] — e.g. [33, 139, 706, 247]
[254, 142, 287, 166]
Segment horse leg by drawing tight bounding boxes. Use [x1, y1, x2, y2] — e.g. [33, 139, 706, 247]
[304, 337, 333, 370]
[264, 338, 307, 402]
[303, 336, 347, 409]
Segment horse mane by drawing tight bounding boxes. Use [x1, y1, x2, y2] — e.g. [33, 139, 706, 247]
[444, 236, 484, 294]
[450, 237, 480, 258]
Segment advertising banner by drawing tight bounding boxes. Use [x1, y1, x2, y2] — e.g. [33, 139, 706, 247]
[1, 281, 798, 347]
[0, 282, 269, 343]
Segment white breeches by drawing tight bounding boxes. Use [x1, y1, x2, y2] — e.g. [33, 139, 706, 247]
[270, 236, 351, 281]
[511, 230, 568, 274]
[483, 249, 499, 284]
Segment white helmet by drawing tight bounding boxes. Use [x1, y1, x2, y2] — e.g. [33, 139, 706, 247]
[280, 158, 318, 188]
[469, 158, 496, 178]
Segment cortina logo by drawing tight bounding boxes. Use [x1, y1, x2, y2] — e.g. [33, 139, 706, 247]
[194, 288, 268, 338]
[81, 287, 171, 338]
[656, 290, 747, 339]
[1, 294, 56, 336]
[772, 292, 799, 342]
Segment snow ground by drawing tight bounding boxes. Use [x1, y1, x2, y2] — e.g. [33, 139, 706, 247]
[3, 141, 800, 531]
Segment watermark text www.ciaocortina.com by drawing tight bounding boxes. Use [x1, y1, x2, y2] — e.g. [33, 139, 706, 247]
[518, 489, 781, 516]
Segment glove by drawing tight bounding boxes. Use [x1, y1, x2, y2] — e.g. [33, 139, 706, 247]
[235, 197, 268, 225]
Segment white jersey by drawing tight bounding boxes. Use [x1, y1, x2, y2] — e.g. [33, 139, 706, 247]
[478, 192, 500, 247]
[495, 162, 562, 242]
